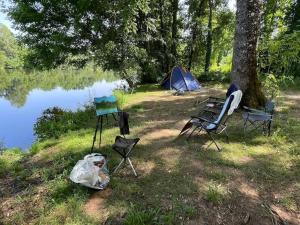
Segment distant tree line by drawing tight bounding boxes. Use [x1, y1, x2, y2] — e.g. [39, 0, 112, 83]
[3, 1, 299, 78]
[1, 0, 299, 105]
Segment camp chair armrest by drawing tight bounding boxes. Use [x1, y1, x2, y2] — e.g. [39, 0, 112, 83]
[191, 116, 217, 125]
[247, 111, 272, 117]
[243, 106, 265, 113]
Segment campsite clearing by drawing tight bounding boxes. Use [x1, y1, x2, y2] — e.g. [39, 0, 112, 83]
[1, 84, 300, 225]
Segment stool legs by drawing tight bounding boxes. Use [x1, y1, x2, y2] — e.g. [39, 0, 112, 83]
[113, 157, 137, 177]
[113, 158, 125, 174]
[128, 158, 137, 177]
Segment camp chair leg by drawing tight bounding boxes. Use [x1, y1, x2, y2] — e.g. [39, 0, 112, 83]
[243, 119, 247, 136]
[196, 127, 203, 135]
[113, 158, 125, 174]
[224, 129, 229, 143]
[91, 116, 100, 153]
[128, 158, 138, 177]
[268, 120, 272, 136]
[187, 126, 198, 140]
[207, 132, 221, 151]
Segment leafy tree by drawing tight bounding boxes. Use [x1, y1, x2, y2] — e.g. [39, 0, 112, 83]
[286, 0, 300, 32]
[7, 0, 181, 83]
[185, 0, 234, 75]
[258, 0, 300, 79]
[0, 23, 25, 69]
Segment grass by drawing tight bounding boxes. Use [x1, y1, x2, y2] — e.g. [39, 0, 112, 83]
[205, 182, 227, 204]
[1, 84, 300, 225]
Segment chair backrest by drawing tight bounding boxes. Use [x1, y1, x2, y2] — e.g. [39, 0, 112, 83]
[226, 83, 239, 98]
[94, 95, 118, 116]
[265, 100, 275, 114]
[206, 94, 235, 130]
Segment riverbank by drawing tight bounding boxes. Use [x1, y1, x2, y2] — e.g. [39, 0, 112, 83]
[1, 84, 300, 225]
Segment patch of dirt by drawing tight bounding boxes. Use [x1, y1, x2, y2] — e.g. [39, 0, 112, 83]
[239, 156, 254, 164]
[141, 128, 179, 144]
[270, 205, 300, 225]
[84, 188, 112, 220]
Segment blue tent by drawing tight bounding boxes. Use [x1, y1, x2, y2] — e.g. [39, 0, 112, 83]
[161, 66, 201, 91]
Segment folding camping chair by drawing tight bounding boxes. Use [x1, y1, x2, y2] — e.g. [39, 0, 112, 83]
[111, 112, 140, 177]
[179, 90, 242, 151]
[112, 136, 140, 177]
[242, 101, 275, 136]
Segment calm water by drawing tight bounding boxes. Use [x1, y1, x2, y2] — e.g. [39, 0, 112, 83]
[0, 79, 124, 150]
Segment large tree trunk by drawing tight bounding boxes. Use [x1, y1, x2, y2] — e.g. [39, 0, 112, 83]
[159, 0, 169, 74]
[231, 0, 266, 107]
[204, 0, 213, 73]
[171, 0, 179, 66]
[188, 25, 196, 70]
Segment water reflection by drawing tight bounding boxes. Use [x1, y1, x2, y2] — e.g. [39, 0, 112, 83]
[0, 69, 116, 107]
[0, 79, 124, 150]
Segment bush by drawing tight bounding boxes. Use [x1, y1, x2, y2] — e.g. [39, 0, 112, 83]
[0, 140, 5, 154]
[34, 105, 94, 140]
[261, 73, 280, 100]
[197, 71, 230, 83]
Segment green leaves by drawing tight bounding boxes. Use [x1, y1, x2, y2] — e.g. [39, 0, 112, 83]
[0, 24, 26, 70]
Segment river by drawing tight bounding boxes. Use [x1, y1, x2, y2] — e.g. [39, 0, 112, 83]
[0, 69, 123, 150]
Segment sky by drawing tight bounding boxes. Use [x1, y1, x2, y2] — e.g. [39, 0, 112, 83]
[0, 0, 15, 33]
[0, 0, 236, 34]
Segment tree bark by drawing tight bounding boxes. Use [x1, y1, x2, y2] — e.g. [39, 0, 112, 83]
[204, 0, 213, 73]
[171, 0, 179, 66]
[231, 0, 266, 107]
[159, 0, 169, 74]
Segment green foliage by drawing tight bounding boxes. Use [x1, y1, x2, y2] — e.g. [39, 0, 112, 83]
[0, 148, 23, 177]
[34, 106, 94, 140]
[196, 70, 230, 83]
[123, 207, 161, 225]
[259, 1, 300, 80]
[5, 0, 238, 83]
[29, 142, 41, 155]
[205, 182, 226, 204]
[113, 90, 128, 110]
[259, 31, 300, 78]
[261, 73, 280, 100]
[3, 0, 299, 85]
[0, 23, 27, 70]
[0, 140, 5, 153]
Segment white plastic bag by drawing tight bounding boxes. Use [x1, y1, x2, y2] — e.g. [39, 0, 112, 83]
[69, 153, 110, 190]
